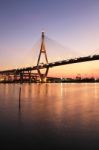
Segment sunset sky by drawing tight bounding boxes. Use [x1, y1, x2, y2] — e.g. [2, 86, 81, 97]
[0, 0, 99, 78]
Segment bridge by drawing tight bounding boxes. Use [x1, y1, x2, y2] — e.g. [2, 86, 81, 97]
[0, 32, 99, 83]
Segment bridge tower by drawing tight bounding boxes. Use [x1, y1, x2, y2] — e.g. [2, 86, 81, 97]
[37, 32, 49, 82]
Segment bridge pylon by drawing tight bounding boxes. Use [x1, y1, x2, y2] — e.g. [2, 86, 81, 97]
[37, 32, 49, 82]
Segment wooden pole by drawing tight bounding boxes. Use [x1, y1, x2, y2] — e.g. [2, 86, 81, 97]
[19, 87, 21, 109]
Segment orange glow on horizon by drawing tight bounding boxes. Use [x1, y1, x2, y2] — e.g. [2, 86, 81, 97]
[48, 60, 99, 78]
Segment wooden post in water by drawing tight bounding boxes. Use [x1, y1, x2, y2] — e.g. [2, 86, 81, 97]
[19, 86, 21, 110]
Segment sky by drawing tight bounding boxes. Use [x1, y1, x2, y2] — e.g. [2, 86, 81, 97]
[0, 0, 99, 78]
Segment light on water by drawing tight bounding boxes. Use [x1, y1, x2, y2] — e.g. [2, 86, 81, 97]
[0, 83, 99, 149]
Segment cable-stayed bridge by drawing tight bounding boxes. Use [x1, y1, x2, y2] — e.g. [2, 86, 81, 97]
[0, 32, 99, 82]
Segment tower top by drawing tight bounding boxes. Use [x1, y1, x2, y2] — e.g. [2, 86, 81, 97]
[42, 31, 45, 38]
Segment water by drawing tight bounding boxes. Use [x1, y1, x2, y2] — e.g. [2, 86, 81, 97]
[0, 83, 99, 149]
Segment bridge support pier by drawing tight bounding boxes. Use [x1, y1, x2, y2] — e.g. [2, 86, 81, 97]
[14, 74, 17, 82]
[29, 71, 32, 83]
[20, 72, 23, 83]
[38, 67, 49, 82]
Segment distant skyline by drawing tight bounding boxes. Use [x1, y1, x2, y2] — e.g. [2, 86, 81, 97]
[0, 0, 99, 77]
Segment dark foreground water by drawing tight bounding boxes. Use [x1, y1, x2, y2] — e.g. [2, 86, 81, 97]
[0, 83, 99, 149]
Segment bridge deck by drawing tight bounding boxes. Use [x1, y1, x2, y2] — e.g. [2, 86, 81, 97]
[0, 54, 99, 74]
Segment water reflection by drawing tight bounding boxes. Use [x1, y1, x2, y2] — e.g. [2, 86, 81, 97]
[0, 83, 99, 148]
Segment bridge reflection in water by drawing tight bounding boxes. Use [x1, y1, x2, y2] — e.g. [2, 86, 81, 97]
[0, 83, 99, 148]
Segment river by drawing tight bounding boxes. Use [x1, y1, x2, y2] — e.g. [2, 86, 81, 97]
[0, 83, 99, 149]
